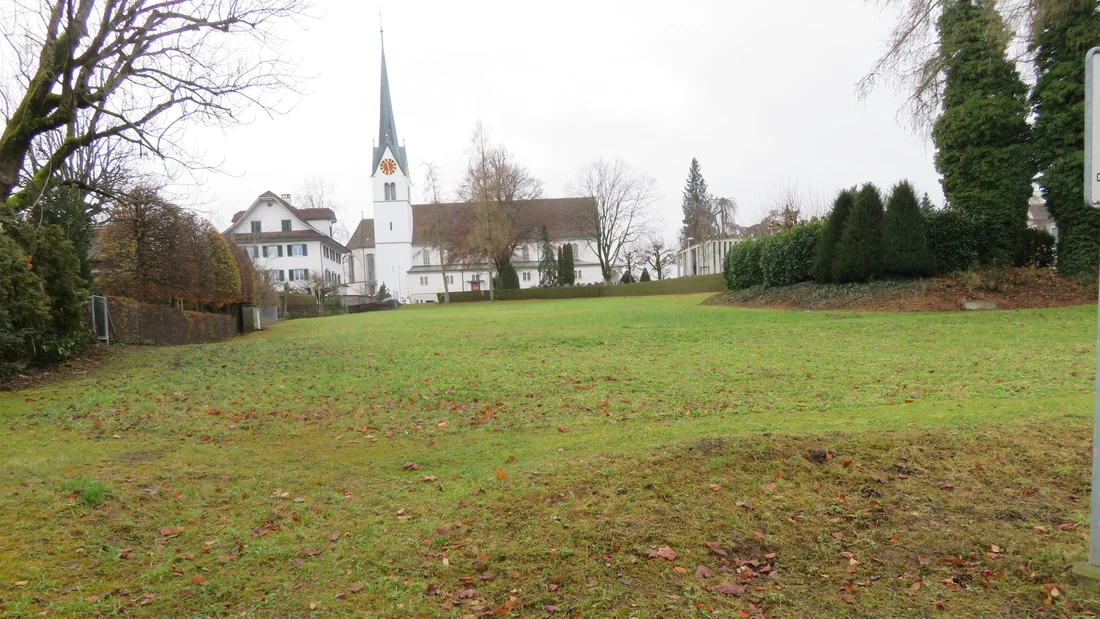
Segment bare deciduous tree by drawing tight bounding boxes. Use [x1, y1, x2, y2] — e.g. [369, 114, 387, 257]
[295, 176, 348, 241]
[858, 0, 1055, 132]
[639, 235, 676, 280]
[421, 161, 458, 303]
[0, 0, 309, 210]
[457, 122, 543, 301]
[567, 157, 658, 284]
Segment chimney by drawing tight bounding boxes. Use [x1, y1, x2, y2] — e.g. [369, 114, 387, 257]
[280, 193, 292, 203]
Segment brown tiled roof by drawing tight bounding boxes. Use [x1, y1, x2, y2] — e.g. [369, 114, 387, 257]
[229, 229, 349, 252]
[231, 191, 336, 224]
[347, 219, 375, 249]
[409, 197, 595, 245]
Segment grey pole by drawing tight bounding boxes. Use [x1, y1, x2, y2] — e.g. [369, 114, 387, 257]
[1084, 47, 1100, 566]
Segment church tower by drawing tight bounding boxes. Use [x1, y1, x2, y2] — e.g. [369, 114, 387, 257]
[372, 33, 413, 299]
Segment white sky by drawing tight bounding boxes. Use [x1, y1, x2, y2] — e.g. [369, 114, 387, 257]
[186, 0, 941, 239]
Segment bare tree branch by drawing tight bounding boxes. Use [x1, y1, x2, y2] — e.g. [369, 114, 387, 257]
[567, 157, 658, 284]
[1, 0, 311, 210]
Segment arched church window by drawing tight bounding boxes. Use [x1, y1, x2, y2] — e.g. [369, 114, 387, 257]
[522, 246, 529, 261]
[423, 250, 430, 265]
[571, 243, 579, 256]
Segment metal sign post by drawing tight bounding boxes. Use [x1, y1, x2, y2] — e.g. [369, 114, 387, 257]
[1074, 47, 1100, 589]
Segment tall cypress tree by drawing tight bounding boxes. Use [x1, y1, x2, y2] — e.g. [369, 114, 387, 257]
[1031, 0, 1100, 278]
[813, 189, 856, 283]
[558, 244, 575, 285]
[932, 0, 1033, 267]
[883, 181, 934, 277]
[680, 158, 711, 244]
[832, 184, 886, 283]
[538, 227, 559, 287]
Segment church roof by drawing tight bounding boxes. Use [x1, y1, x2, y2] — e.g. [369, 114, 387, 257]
[347, 218, 376, 250]
[410, 197, 595, 244]
[344, 198, 596, 250]
[371, 40, 408, 176]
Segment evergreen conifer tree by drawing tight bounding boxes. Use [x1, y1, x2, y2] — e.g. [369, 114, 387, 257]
[558, 244, 575, 285]
[619, 271, 635, 284]
[500, 262, 520, 289]
[932, 0, 1033, 266]
[1031, 0, 1100, 277]
[813, 189, 856, 283]
[538, 227, 559, 286]
[679, 158, 712, 244]
[639, 268, 652, 282]
[832, 184, 886, 283]
[883, 181, 934, 277]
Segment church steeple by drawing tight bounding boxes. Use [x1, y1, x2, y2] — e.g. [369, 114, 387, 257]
[372, 33, 408, 176]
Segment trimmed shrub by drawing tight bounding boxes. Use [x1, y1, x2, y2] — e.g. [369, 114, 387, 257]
[813, 189, 856, 283]
[925, 208, 978, 273]
[724, 239, 764, 290]
[500, 262, 520, 289]
[832, 184, 885, 283]
[1015, 228, 1056, 268]
[620, 271, 635, 284]
[639, 268, 652, 282]
[558, 245, 575, 285]
[760, 222, 823, 287]
[883, 181, 934, 277]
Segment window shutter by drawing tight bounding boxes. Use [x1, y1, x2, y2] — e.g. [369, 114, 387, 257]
[262, 246, 268, 258]
[302, 244, 307, 256]
[303, 268, 309, 279]
[279, 270, 285, 281]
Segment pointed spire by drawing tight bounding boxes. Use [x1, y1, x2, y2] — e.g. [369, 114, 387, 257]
[372, 28, 408, 176]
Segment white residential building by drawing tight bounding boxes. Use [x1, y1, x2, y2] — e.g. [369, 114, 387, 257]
[344, 37, 605, 303]
[676, 237, 741, 278]
[225, 192, 349, 289]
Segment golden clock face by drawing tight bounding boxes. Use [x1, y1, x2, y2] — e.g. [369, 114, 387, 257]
[380, 159, 397, 175]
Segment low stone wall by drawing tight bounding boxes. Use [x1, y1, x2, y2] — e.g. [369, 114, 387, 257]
[107, 297, 237, 345]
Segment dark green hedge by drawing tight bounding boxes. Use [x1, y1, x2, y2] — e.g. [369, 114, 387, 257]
[437, 275, 724, 303]
[724, 240, 764, 290]
[925, 209, 978, 273]
[760, 222, 822, 287]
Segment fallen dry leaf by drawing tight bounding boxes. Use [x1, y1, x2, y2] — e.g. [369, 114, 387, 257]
[715, 581, 745, 596]
[191, 574, 205, 585]
[696, 565, 714, 579]
[646, 546, 678, 560]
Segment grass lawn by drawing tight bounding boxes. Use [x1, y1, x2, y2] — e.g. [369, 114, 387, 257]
[1, 294, 1098, 617]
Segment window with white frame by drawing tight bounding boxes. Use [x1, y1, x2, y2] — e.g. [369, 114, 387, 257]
[521, 271, 531, 282]
[288, 268, 309, 281]
[522, 246, 529, 261]
[447, 275, 454, 284]
[576, 270, 582, 280]
[420, 276, 428, 285]
[251, 221, 261, 233]
[262, 245, 283, 258]
[269, 269, 284, 282]
[367, 254, 375, 280]
[423, 250, 430, 265]
[288, 244, 306, 257]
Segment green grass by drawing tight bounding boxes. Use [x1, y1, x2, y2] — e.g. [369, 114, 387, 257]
[59, 479, 110, 506]
[0, 294, 1097, 617]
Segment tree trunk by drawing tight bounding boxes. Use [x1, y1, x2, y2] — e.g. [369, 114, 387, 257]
[440, 247, 451, 303]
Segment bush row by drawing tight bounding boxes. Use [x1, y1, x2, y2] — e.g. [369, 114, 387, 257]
[724, 181, 1056, 291]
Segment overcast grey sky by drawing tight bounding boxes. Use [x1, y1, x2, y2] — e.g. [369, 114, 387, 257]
[191, 0, 939, 239]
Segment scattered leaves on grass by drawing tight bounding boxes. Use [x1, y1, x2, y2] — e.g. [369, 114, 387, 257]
[496, 469, 507, 480]
[191, 574, 204, 585]
[348, 582, 363, 593]
[402, 462, 419, 471]
[696, 565, 714, 579]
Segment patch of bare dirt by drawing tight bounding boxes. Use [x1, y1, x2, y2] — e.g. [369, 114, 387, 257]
[0, 345, 115, 392]
[704, 268, 1097, 312]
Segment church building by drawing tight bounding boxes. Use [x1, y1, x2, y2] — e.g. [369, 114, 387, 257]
[343, 38, 606, 302]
